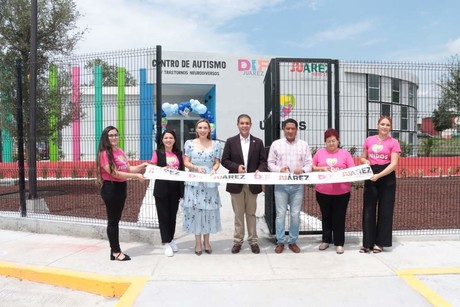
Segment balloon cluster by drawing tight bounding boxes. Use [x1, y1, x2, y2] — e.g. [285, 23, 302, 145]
[162, 99, 207, 117]
[157, 99, 216, 139]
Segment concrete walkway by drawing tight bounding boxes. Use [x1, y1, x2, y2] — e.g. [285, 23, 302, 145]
[1, 183, 460, 307]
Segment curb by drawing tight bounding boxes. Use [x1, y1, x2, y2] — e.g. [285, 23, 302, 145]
[0, 261, 148, 307]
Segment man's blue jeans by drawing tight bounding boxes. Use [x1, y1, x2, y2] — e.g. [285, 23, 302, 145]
[274, 184, 304, 244]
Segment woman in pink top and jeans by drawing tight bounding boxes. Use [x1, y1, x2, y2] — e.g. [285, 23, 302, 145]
[313, 129, 355, 254]
[96, 126, 148, 261]
[360, 116, 401, 254]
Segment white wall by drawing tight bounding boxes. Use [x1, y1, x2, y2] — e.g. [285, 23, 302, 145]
[59, 52, 419, 160]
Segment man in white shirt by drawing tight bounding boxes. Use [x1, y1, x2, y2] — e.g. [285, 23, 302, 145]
[267, 118, 312, 253]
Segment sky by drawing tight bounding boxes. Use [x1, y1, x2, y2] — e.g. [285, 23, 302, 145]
[73, 0, 460, 62]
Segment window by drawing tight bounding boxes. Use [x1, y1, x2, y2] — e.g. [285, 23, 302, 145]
[401, 106, 408, 130]
[381, 104, 391, 116]
[368, 75, 380, 101]
[392, 78, 400, 103]
[408, 83, 416, 106]
[368, 130, 378, 137]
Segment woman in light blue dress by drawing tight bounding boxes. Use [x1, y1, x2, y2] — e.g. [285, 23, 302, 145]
[183, 119, 222, 255]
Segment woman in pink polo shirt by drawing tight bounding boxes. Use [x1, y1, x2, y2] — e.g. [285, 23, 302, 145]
[360, 116, 401, 254]
[313, 128, 355, 254]
[96, 126, 148, 261]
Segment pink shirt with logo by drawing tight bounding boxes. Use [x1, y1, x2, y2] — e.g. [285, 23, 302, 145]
[99, 148, 130, 182]
[364, 135, 401, 165]
[150, 151, 181, 169]
[313, 148, 355, 195]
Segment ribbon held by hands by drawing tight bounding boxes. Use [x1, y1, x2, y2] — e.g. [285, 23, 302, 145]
[144, 164, 373, 185]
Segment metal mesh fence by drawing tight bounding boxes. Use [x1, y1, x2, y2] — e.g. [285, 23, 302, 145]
[1, 51, 459, 235]
[264, 58, 460, 236]
[0, 47, 159, 228]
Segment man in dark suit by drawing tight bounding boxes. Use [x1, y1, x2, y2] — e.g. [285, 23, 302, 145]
[222, 114, 267, 254]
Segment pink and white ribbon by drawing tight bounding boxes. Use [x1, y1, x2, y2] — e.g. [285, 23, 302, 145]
[144, 164, 373, 185]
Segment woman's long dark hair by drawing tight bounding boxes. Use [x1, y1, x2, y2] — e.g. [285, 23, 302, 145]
[158, 129, 181, 156]
[96, 126, 118, 184]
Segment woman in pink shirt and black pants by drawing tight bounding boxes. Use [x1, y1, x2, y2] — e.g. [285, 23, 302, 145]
[96, 126, 148, 261]
[313, 128, 355, 254]
[360, 116, 401, 254]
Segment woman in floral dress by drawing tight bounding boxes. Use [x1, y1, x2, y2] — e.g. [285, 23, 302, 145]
[183, 119, 222, 255]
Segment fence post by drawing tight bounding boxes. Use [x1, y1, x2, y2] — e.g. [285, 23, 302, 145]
[16, 59, 26, 216]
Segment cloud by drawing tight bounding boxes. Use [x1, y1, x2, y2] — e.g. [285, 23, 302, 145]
[446, 38, 460, 55]
[385, 38, 460, 62]
[143, 0, 284, 25]
[73, 0, 283, 54]
[385, 49, 446, 62]
[318, 21, 374, 41]
[297, 20, 375, 49]
[304, 0, 320, 10]
[359, 38, 385, 47]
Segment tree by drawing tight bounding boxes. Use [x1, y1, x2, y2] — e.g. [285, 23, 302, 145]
[432, 105, 453, 132]
[84, 58, 137, 86]
[0, 0, 86, 143]
[433, 56, 460, 132]
[420, 138, 434, 157]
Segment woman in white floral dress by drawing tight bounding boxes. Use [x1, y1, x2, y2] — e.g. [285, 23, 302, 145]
[183, 119, 222, 255]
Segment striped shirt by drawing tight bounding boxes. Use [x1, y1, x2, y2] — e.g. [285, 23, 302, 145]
[267, 137, 313, 173]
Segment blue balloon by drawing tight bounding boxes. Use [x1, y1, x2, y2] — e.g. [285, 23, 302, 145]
[171, 104, 179, 115]
[196, 104, 207, 114]
[162, 102, 173, 116]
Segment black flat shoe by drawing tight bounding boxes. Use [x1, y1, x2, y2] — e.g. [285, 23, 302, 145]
[110, 252, 131, 261]
[195, 249, 202, 256]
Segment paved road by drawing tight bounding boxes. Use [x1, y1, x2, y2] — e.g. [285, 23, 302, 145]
[1, 183, 460, 306]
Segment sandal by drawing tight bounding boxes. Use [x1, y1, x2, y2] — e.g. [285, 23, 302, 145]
[110, 252, 131, 261]
[359, 247, 370, 253]
[373, 245, 383, 253]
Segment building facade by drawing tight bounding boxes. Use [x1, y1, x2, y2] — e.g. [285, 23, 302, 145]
[55, 51, 419, 161]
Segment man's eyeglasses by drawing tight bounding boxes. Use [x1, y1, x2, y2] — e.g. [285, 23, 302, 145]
[108, 134, 119, 138]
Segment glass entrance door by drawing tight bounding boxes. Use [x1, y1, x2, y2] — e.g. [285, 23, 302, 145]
[166, 118, 198, 151]
[183, 119, 196, 144]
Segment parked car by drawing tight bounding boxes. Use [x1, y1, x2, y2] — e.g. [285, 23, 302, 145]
[37, 142, 49, 160]
[417, 132, 433, 138]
